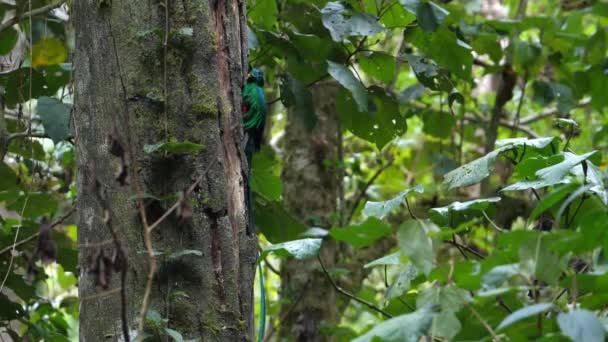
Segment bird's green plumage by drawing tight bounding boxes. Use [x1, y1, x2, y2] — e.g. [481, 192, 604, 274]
[244, 67, 267, 342]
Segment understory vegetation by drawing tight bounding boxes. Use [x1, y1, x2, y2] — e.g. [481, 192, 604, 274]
[1, 0, 608, 341]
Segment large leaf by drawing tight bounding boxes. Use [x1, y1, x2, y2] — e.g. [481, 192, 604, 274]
[398, 220, 437, 275]
[261, 238, 322, 260]
[444, 137, 557, 190]
[481, 264, 520, 290]
[253, 193, 307, 243]
[330, 217, 391, 247]
[359, 52, 397, 84]
[364, 251, 405, 268]
[529, 183, 579, 221]
[363, 185, 423, 219]
[352, 306, 435, 342]
[400, 0, 449, 32]
[519, 234, 567, 285]
[502, 151, 597, 192]
[429, 197, 500, 226]
[251, 146, 282, 201]
[385, 263, 418, 303]
[328, 61, 370, 112]
[0, 163, 18, 191]
[557, 310, 606, 342]
[407, 27, 472, 79]
[32, 37, 68, 67]
[497, 303, 554, 330]
[249, 0, 278, 30]
[337, 87, 406, 149]
[321, 2, 384, 42]
[0, 27, 19, 55]
[404, 54, 452, 92]
[36, 96, 71, 143]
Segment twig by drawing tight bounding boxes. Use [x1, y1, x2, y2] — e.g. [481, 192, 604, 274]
[317, 254, 393, 318]
[443, 240, 485, 259]
[346, 159, 394, 224]
[482, 210, 505, 232]
[0, 0, 65, 33]
[0, 205, 76, 256]
[511, 72, 528, 130]
[467, 303, 501, 341]
[148, 175, 203, 232]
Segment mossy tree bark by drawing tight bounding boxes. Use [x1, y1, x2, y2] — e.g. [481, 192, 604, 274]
[73, 1, 256, 341]
[278, 82, 342, 341]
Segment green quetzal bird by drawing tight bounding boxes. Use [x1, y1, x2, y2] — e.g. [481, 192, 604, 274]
[242, 67, 267, 342]
[242, 67, 267, 166]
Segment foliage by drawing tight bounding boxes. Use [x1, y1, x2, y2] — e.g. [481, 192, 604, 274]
[247, 0, 608, 340]
[1, 0, 607, 341]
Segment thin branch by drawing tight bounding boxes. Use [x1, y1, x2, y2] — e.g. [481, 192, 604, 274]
[467, 303, 501, 341]
[0, 205, 76, 256]
[318, 254, 393, 318]
[519, 99, 590, 125]
[346, 158, 394, 224]
[147, 175, 203, 232]
[0, 1, 65, 33]
[443, 239, 485, 259]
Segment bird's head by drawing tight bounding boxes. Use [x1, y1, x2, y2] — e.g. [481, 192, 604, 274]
[247, 68, 265, 87]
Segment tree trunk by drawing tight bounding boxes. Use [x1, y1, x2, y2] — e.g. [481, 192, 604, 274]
[278, 81, 342, 341]
[73, 1, 256, 341]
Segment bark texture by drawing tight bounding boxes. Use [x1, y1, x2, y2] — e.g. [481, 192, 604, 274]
[279, 82, 341, 341]
[73, 1, 256, 341]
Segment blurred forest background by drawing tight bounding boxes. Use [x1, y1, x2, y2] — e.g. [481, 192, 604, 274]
[1, 0, 608, 341]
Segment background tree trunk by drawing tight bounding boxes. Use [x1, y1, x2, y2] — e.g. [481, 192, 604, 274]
[73, 1, 256, 341]
[278, 81, 342, 341]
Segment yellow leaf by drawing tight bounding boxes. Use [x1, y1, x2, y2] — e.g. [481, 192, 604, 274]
[32, 37, 67, 67]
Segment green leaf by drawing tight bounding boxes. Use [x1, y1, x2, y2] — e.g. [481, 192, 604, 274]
[352, 307, 435, 342]
[422, 110, 455, 138]
[429, 197, 500, 226]
[404, 54, 452, 92]
[262, 238, 322, 260]
[143, 141, 204, 154]
[330, 217, 391, 247]
[585, 28, 606, 65]
[165, 328, 184, 342]
[280, 73, 317, 131]
[471, 33, 502, 63]
[397, 84, 426, 103]
[407, 27, 473, 79]
[327, 61, 370, 112]
[36, 96, 71, 143]
[511, 39, 543, 76]
[251, 146, 282, 201]
[385, 263, 418, 303]
[359, 52, 396, 84]
[416, 284, 470, 313]
[557, 310, 606, 342]
[8, 192, 58, 219]
[519, 234, 566, 285]
[430, 311, 461, 340]
[0, 294, 23, 321]
[337, 87, 406, 149]
[249, 0, 278, 30]
[168, 249, 203, 260]
[321, 2, 384, 42]
[253, 193, 307, 243]
[398, 220, 437, 275]
[381, 2, 416, 28]
[0, 163, 18, 191]
[146, 309, 163, 325]
[0, 27, 19, 55]
[364, 251, 404, 268]
[503, 151, 597, 192]
[401, 0, 449, 32]
[529, 183, 579, 221]
[481, 264, 519, 290]
[444, 137, 557, 190]
[363, 185, 423, 219]
[497, 303, 554, 330]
